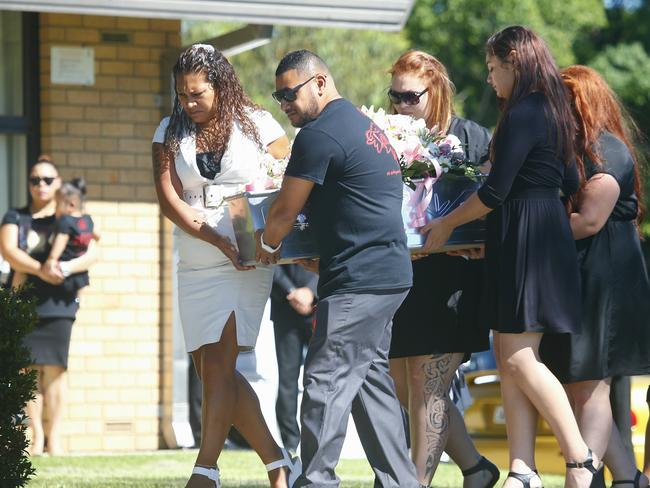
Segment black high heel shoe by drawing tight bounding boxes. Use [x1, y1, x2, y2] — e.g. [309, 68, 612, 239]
[611, 470, 645, 487]
[462, 456, 500, 488]
[565, 448, 603, 488]
[591, 464, 606, 488]
[506, 471, 543, 488]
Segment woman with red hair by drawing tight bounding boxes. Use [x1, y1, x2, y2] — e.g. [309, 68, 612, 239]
[541, 65, 650, 488]
[386, 50, 497, 488]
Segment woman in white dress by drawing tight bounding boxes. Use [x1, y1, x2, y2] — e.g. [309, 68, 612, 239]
[151, 44, 298, 488]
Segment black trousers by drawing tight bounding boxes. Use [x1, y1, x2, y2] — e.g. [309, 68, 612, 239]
[273, 316, 311, 452]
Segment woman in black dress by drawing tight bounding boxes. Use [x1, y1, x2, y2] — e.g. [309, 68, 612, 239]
[421, 27, 600, 488]
[0, 156, 98, 455]
[541, 65, 650, 488]
[386, 50, 497, 488]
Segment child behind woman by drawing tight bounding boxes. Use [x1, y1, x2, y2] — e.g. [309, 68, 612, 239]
[12, 177, 99, 291]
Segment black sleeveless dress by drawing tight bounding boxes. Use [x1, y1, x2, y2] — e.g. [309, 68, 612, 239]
[477, 93, 581, 334]
[541, 132, 650, 381]
[389, 117, 492, 358]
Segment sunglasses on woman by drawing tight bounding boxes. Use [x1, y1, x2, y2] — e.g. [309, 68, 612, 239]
[29, 176, 57, 186]
[387, 88, 429, 106]
[272, 76, 315, 104]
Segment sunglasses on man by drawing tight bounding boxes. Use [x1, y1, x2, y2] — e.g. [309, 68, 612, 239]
[29, 176, 57, 186]
[387, 88, 429, 106]
[272, 76, 315, 104]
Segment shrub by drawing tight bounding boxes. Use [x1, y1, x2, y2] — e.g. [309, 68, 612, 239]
[0, 286, 38, 486]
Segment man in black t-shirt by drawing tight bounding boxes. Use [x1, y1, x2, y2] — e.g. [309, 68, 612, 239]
[257, 50, 418, 488]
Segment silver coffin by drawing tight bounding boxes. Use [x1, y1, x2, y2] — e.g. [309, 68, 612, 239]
[225, 190, 317, 266]
[402, 175, 486, 253]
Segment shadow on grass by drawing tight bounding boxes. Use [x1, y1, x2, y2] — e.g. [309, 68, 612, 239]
[26, 449, 567, 487]
[27, 480, 273, 488]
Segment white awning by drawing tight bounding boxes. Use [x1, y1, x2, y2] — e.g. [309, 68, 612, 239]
[4, 0, 415, 31]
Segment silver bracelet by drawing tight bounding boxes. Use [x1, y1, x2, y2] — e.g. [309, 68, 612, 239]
[260, 232, 282, 253]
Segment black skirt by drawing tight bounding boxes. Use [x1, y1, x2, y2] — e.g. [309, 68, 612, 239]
[389, 253, 490, 359]
[482, 189, 581, 334]
[541, 220, 650, 382]
[23, 317, 75, 369]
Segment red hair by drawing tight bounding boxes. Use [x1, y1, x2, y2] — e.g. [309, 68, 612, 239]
[561, 65, 645, 224]
[389, 50, 455, 132]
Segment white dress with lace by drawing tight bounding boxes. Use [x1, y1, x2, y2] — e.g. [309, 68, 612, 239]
[152, 110, 284, 352]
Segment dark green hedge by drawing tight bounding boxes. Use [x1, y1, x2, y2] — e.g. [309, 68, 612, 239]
[0, 287, 38, 486]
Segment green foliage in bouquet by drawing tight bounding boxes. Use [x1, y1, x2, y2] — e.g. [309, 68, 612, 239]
[400, 129, 484, 186]
[0, 286, 38, 486]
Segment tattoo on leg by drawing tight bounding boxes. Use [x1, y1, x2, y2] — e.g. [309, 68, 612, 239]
[422, 354, 454, 481]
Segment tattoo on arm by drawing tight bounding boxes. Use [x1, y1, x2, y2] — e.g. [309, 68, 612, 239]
[152, 144, 171, 181]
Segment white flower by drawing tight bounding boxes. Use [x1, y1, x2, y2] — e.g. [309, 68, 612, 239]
[257, 146, 290, 189]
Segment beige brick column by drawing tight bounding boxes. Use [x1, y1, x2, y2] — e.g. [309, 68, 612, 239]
[39, 13, 180, 452]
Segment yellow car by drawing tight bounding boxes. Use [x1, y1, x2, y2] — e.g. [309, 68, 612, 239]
[463, 351, 649, 475]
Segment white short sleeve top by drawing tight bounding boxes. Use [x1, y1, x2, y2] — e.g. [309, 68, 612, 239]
[152, 109, 285, 248]
[152, 109, 285, 193]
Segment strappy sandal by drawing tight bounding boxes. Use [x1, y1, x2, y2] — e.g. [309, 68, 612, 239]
[565, 448, 603, 488]
[506, 470, 543, 488]
[265, 448, 301, 487]
[191, 465, 220, 487]
[612, 470, 645, 487]
[591, 464, 606, 488]
[462, 456, 500, 488]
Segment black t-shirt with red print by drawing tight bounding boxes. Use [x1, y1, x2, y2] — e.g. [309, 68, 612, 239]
[56, 214, 94, 261]
[55, 214, 94, 292]
[284, 98, 412, 298]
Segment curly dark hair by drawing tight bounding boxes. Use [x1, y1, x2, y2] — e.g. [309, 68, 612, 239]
[164, 44, 261, 156]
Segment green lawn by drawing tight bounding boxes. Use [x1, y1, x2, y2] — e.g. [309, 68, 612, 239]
[26, 449, 567, 487]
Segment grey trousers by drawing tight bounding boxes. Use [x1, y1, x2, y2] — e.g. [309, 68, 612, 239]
[296, 291, 420, 488]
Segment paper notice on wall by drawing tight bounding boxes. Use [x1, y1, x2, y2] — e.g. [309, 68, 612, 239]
[51, 46, 95, 86]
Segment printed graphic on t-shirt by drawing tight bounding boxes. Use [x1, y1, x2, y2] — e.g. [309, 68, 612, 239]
[26, 229, 49, 255]
[70, 232, 93, 250]
[365, 122, 398, 162]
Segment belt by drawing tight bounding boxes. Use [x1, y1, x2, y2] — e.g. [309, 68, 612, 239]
[183, 183, 243, 208]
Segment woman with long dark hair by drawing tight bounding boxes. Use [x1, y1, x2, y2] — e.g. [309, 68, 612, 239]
[386, 50, 498, 488]
[541, 65, 650, 488]
[151, 44, 298, 488]
[420, 26, 600, 488]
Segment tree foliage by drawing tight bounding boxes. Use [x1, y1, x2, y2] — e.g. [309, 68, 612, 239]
[404, 0, 607, 126]
[230, 26, 409, 135]
[181, 1, 650, 194]
[0, 287, 37, 486]
[184, 22, 409, 136]
[593, 0, 650, 53]
[590, 42, 650, 128]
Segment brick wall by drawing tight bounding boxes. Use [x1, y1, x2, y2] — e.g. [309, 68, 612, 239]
[38, 13, 180, 452]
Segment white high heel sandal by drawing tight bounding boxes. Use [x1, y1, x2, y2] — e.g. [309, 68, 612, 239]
[265, 448, 302, 487]
[191, 465, 220, 487]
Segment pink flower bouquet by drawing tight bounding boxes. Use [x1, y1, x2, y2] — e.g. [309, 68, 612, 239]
[360, 105, 483, 189]
[360, 105, 486, 251]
